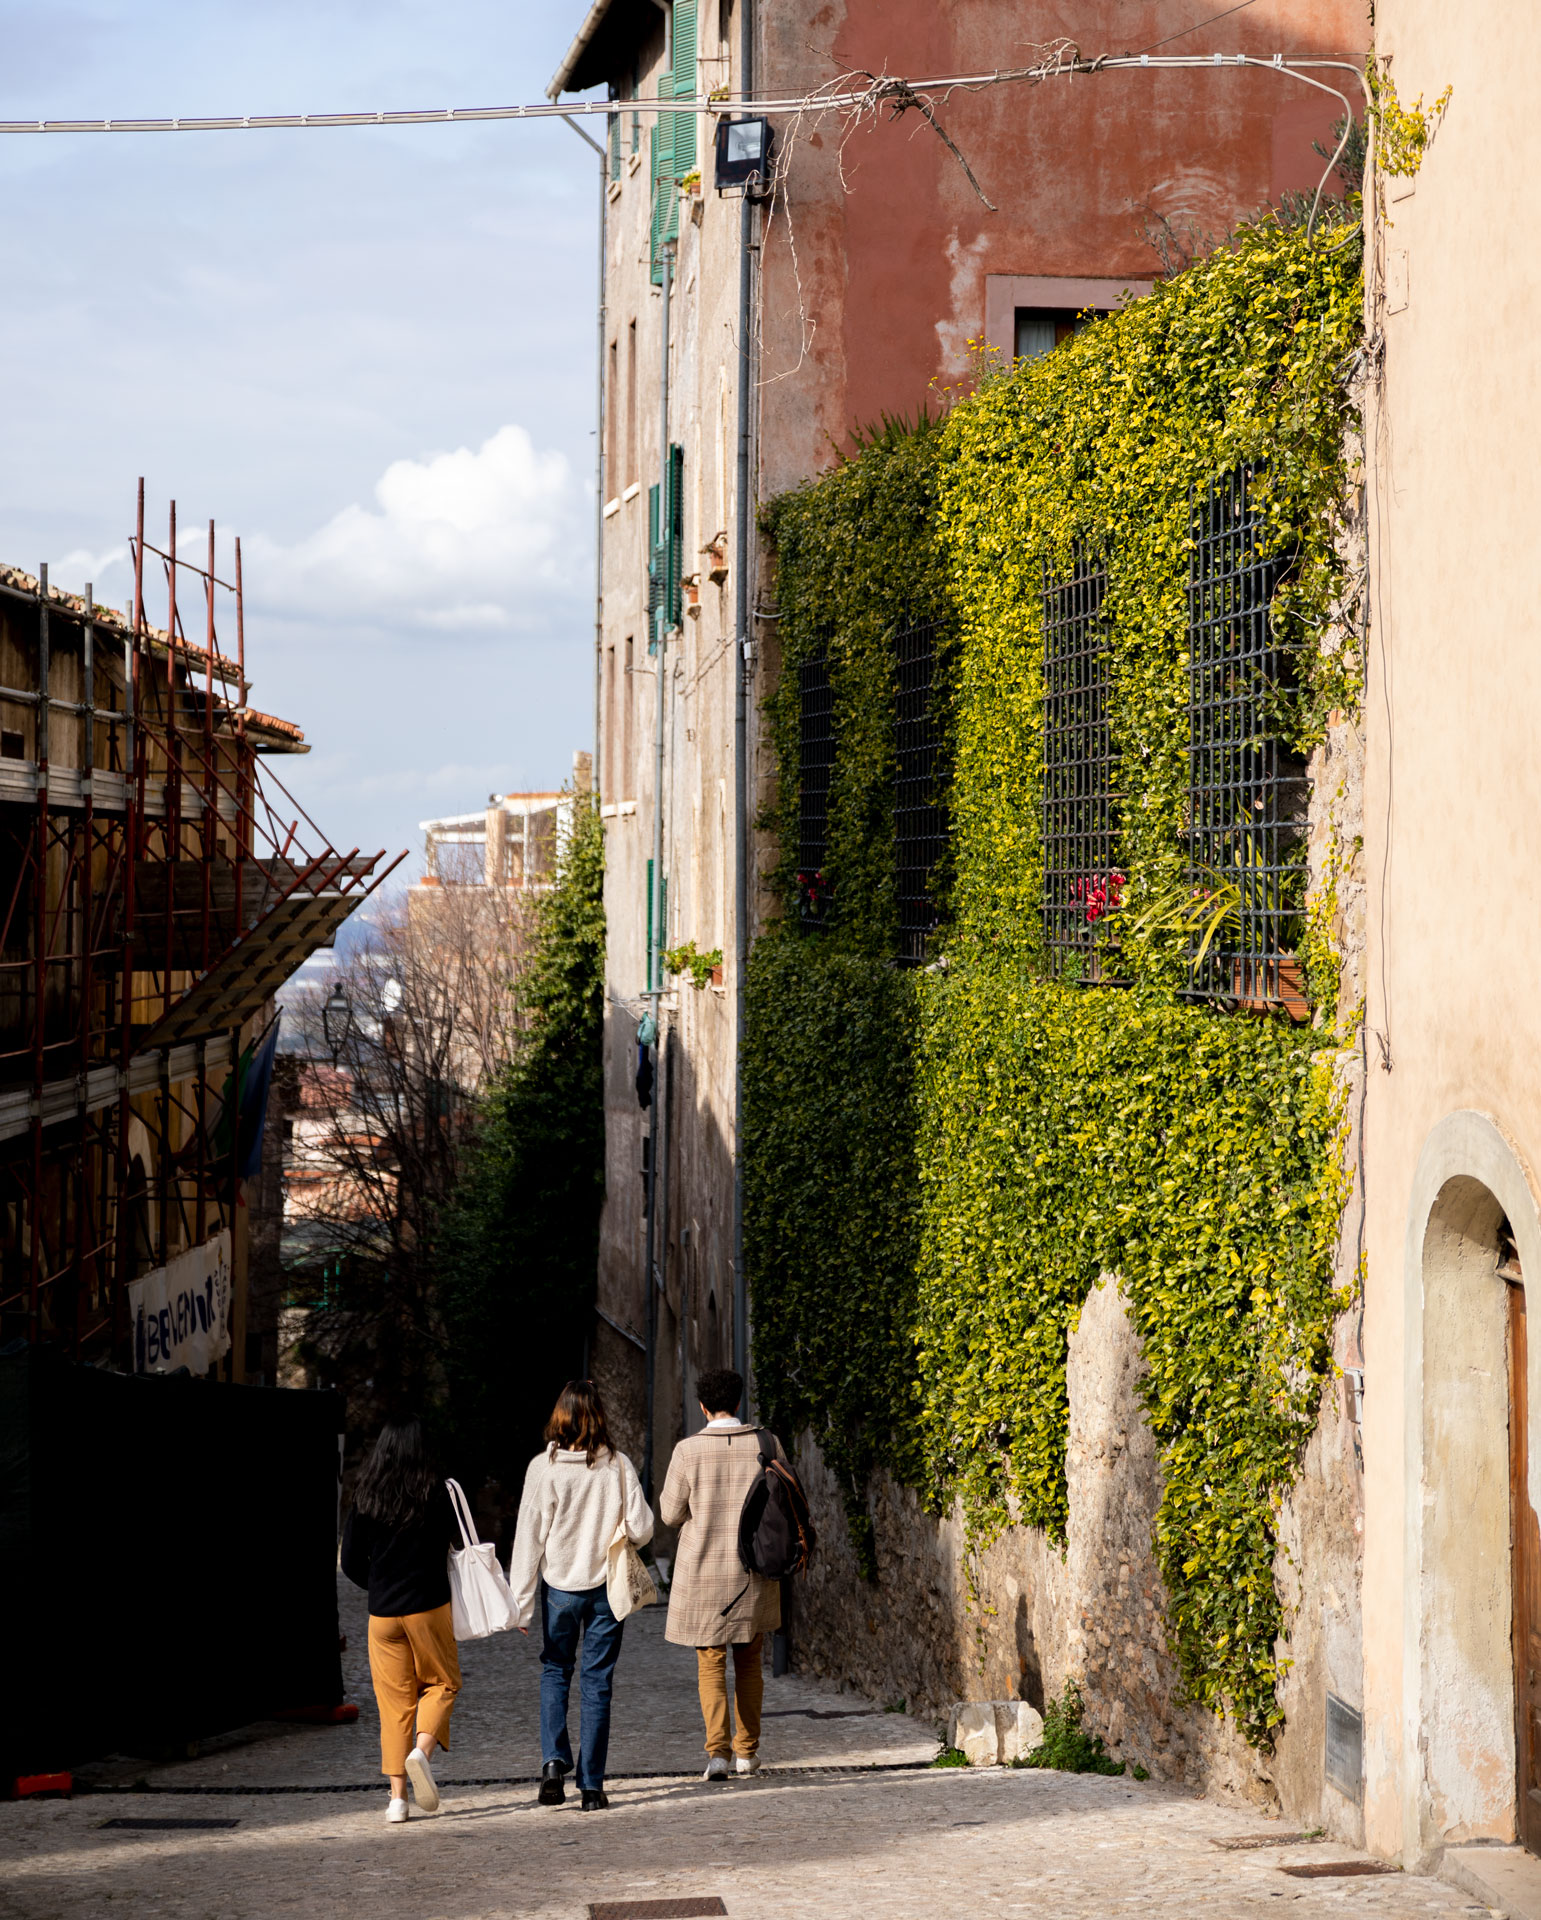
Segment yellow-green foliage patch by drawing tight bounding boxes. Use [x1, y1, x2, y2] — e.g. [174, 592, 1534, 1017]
[746, 219, 1360, 1746]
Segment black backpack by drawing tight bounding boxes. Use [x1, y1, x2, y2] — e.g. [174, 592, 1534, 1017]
[736, 1431, 816, 1580]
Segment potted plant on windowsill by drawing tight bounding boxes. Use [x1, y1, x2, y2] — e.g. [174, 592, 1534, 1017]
[663, 940, 724, 991]
[795, 868, 832, 926]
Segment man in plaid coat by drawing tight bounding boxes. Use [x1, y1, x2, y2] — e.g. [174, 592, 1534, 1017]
[658, 1367, 787, 1778]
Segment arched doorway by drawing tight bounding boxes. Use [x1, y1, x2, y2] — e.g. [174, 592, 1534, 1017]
[1406, 1112, 1541, 1860]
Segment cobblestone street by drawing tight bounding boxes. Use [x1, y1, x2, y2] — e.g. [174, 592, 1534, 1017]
[0, 1580, 1504, 1919]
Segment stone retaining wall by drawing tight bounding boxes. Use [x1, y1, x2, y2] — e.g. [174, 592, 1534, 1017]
[788, 1271, 1361, 1817]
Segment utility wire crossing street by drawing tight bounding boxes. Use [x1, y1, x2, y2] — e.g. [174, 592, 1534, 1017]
[0, 52, 1367, 136]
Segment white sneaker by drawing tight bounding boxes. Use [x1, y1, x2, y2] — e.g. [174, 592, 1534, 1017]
[387, 1797, 409, 1824]
[405, 1746, 441, 1813]
[703, 1755, 730, 1781]
[734, 1755, 761, 1776]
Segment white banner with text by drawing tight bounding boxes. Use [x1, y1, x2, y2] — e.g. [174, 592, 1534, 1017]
[129, 1230, 233, 1376]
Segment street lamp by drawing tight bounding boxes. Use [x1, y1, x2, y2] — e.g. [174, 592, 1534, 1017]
[321, 984, 352, 1065]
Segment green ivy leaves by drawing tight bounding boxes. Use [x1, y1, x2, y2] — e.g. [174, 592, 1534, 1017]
[746, 218, 1360, 1746]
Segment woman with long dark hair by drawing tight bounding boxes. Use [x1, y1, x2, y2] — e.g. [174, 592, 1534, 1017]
[508, 1379, 653, 1811]
[341, 1418, 461, 1823]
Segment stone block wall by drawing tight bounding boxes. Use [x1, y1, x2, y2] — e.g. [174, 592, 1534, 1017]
[788, 1270, 1363, 1816]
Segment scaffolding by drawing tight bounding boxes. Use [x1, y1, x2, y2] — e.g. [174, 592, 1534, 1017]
[0, 481, 400, 1367]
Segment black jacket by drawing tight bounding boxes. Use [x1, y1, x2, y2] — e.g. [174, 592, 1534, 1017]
[341, 1483, 458, 1618]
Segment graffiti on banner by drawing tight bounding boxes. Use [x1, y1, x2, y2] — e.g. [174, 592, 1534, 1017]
[130, 1230, 233, 1376]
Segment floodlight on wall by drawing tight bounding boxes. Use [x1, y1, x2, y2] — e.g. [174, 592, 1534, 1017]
[714, 115, 772, 195]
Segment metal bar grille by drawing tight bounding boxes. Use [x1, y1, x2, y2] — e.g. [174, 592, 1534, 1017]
[1041, 551, 1119, 978]
[1184, 466, 1306, 1010]
[894, 619, 946, 965]
[796, 644, 833, 923]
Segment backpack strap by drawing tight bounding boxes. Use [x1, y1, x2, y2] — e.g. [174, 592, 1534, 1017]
[722, 1434, 775, 1616]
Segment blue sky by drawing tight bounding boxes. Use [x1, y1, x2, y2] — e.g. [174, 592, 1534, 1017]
[0, 0, 601, 876]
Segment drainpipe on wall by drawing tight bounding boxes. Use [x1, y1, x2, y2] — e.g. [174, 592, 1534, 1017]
[643, 240, 674, 1497]
[561, 109, 608, 1388]
[561, 113, 609, 807]
[731, 0, 757, 1417]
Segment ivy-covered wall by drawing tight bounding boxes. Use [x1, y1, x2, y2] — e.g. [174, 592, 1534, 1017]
[746, 218, 1362, 1746]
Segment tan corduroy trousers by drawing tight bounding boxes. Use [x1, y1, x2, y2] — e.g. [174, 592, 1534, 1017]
[367, 1604, 461, 1776]
[696, 1634, 763, 1758]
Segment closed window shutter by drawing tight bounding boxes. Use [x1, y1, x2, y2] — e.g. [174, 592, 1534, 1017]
[666, 443, 684, 628]
[649, 78, 677, 285]
[648, 481, 663, 643]
[671, 0, 697, 178]
[608, 106, 621, 181]
[646, 446, 685, 645]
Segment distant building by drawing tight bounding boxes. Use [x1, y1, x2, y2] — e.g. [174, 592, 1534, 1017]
[412, 757, 590, 899]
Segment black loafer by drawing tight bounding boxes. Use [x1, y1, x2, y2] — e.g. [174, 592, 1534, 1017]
[581, 1789, 608, 1811]
[538, 1761, 567, 1806]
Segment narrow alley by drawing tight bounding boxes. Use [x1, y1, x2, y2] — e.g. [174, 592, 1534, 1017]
[0, 1580, 1498, 1920]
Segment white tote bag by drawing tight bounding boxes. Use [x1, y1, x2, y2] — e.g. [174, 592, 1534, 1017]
[605, 1460, 659, 1621]
[446, 1477, 518, 1640]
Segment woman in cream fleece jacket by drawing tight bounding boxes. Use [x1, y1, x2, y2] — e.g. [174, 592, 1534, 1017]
[508, 1379, 653, 1810]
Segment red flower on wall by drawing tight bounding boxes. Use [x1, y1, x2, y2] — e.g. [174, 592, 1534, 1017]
[1075, 870, 1125, 925]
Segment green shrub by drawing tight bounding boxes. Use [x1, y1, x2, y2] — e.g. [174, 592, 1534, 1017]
[1014, 1680, 1124, 1776]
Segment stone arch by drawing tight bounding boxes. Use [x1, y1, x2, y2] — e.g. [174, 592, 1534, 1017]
[1403, 1110, 1541, 1861]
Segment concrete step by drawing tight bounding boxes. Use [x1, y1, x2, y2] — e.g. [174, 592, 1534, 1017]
[1444, 1843, 1541, 1918]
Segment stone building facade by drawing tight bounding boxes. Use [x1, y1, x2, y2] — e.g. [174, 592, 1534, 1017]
[555, 2, 1541, 1897]
[552, 0, 1365, 1506]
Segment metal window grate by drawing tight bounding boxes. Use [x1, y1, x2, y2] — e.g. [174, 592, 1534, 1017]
[894, 619, 947, 965]
[797, 644, 834, 922]
[1184, 466, 1307, 1010]
[1042, 550, 1119, 978]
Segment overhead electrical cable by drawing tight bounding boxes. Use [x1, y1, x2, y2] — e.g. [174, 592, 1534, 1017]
[0, 52, 1369, 136]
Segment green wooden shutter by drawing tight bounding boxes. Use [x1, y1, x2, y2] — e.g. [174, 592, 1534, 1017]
[646, 447, 685, 645]
[647, 481, 663, 647]
[671, 0, 697, 179]
[608, 105, 621, 181]
[649, 76, 676, 286]
[666, 442, 684, 630]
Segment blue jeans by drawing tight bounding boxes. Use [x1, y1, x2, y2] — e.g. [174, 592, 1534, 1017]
[539, 1581, 625, 1790]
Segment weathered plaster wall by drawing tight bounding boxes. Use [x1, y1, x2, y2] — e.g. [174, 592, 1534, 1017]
[1417, 1175, 1513, 1852]
[1267, 499, 1371, 1847]
[758, 0, 1368, 496]
[1272, 1311, 1367, 1846]
[1359, 0, 1541, 1868]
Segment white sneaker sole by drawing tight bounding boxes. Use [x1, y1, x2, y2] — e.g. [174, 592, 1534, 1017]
[405, 1748, 440, 1813]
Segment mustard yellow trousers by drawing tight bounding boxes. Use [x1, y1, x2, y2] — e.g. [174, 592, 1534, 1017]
[367, 1604, 461, 1776]
[696, 1634, 764, 1758]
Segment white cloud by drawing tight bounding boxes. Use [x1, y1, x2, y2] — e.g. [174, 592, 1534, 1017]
[246, 424, 584, 633]
[52, 545, 130, 595]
